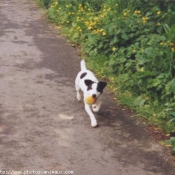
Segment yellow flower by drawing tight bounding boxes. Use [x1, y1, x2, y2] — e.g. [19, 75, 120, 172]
[110, 77, 114, 82]
[170, 42, 174, 46]
[85, 21, 89, 25]
[112, 47, 117, 51]
[89, 21, 95, 26]
[157, 22, 161, 26]
[157, 11, 161, 15]
[88, 26, 92, 30]
[134, 10, 141, 15]
[140, 67, 144, 72]
[102, 31, 106, 36]
[142, 17, 147, 22]
[116, 4, 118, 6]
[123, 12, 127, 16]
[132, 50, 136, 53]
[93, 30, 99, 34]
[171, 48, 175, 52]
[57, 26, 61, 29]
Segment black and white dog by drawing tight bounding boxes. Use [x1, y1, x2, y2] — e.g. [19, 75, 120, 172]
[75, 60, 107, 127]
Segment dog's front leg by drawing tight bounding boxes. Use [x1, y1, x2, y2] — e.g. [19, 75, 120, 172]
[92, 96, 102, 112]
[92, 101, 102, 112]
[84, 104, 97, 127]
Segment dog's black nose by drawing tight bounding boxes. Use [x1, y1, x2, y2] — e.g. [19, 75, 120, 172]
[92, 94, 96, 98]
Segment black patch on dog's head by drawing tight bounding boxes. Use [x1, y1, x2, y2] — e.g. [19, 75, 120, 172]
[97, 81, 107, 93]
[80, 72, 87, 79]
[84, 79, 94, 91]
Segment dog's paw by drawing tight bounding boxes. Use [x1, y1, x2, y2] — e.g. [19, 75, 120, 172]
[91, 120, 98, 127]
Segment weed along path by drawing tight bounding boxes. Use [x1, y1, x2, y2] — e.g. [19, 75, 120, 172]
[0, 0, 174, 174]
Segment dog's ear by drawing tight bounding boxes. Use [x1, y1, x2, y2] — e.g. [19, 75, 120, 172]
[84, 79, 93, 87]
[97, 81, 107, 93]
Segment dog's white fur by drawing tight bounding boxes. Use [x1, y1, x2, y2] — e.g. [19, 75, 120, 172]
[75, 60, 107, 127]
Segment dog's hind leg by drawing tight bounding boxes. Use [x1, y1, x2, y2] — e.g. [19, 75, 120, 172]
[75, 77, 81, 101]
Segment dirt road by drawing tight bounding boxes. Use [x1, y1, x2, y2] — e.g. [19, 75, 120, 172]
[0, 0, 174, 174]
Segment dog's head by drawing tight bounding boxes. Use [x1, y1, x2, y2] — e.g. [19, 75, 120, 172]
[84, 79, 107, 99]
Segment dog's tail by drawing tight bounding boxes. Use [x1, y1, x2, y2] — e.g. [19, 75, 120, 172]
[80, 60, 87, 71]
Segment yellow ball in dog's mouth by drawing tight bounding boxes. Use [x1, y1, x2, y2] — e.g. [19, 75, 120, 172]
[85, 96, 96, 105]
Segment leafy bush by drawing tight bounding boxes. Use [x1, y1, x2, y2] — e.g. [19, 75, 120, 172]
[42, 0, 175, 133]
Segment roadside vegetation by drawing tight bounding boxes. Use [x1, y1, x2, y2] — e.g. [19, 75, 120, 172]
[36, 0, 175, 153]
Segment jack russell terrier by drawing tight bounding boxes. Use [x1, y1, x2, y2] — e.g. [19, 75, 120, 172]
[75, 60, 107, 127]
